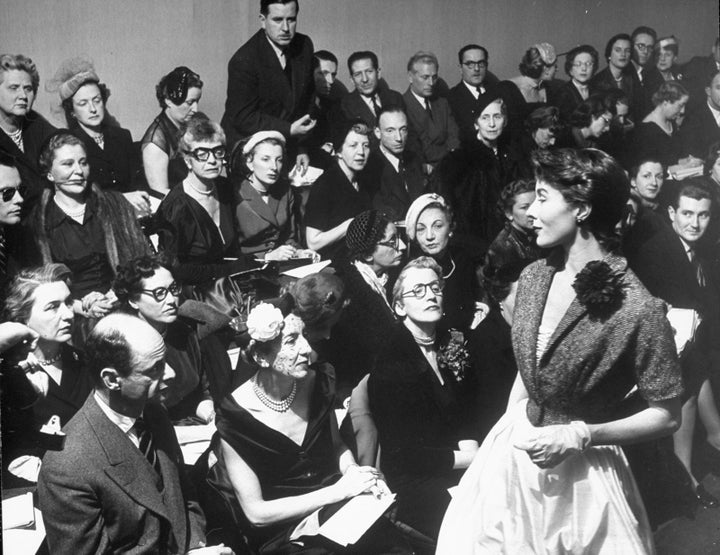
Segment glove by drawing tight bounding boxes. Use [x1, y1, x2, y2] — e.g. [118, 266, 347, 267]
[513, 420, 591, 469]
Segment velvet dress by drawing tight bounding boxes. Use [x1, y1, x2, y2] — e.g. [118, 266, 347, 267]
[437, 253, 683, 554]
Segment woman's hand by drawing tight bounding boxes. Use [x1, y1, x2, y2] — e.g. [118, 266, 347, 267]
[123, 191, 152, 218]
[0, 322, 39, 358]
[265, 245, 297, 261]
[513, 421, 591, 469]
[80, 291, 117, 319]
[333, 465, 382, 500]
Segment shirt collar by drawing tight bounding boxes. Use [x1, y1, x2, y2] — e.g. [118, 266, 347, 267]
[411, 89, 429, 108]
[94, 391, 137, 435]
[265, 35, 286, 66]
[463, 79, 481, 99]
[360, 93, 379, 111]
[707, 99, 720, 125]
[380, 144, 401, 171]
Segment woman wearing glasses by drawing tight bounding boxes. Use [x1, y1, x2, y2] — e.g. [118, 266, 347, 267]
[554, 45, 599, 122]
[368, 256, 480, 539]
[141, 66, 203, 195]
[561, 95, 613, 149]
[437, 149, 682, 554]
[156, 113, 254, 293]
[113, 255, 217, 424]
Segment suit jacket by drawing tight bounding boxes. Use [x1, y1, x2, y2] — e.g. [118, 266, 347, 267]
[679, 101, 720, 159]
[402, 89, 460, 166]
[365, 148, 426, 220]
[72, 124, 141, 193]
[447, 80, 499, 144]
[340, 88, 405, 130]
[233, 177, 298, 256]
[513, 252, 682, 427]
[221, 29, 314, 149]
[38, 395, 206, 554]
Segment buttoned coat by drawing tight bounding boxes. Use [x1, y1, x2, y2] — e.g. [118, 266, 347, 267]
[71, 124, 140, 193]
[402, 89, 460, 166]
[513, 253, 682, 427]
[365, 148, 426, 220]
[38, 395, 206, 554]
[233, 177, 298, 257]
[221, 29, 315, 149]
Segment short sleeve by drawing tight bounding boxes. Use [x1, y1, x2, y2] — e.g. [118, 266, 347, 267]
[633, 297, 684, 402]
[141, 117, 170, 154]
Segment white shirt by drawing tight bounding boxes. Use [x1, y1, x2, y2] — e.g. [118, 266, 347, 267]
[411, 89, 431, 110]
[360, 93, 381, 116]
[463, 80, 483, 99]
[265, 36, 286, 69]
[94, 392, 140, 448]
[380, 144, 401, 172]
[707, 99, 720, 127]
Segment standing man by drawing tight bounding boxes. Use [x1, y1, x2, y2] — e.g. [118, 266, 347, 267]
[403, 51, 460, 173]
[448, 44, 499, 144]
[680, 70, 720, 159]
[0, 153, 24, 292]
[340, 51, 405, 134]
[630, 26, 662, 118]
[38, 314, 233, 554]
[222, 0, 315, 173]
[366, 106, 426, 219]
[307, 50, 345, 168]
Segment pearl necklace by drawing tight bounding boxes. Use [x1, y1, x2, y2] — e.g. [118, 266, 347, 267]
[252, 375, 297, 412]
[412, 332, 436, 347]
[3, 127, 24, 151]
[37, 352, 62, 366]
[186, 180, 216, 197]
[443, 256, 456, 279]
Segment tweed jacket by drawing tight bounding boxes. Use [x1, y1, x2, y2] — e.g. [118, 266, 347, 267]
[38, 395, 206, 554]
[233, 177, 298, 257]
[513, 252, 683, 427]
[221, 29, 315, 149]
[402, 89, 460, 166]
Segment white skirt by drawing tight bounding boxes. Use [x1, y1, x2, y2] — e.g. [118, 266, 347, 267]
[436, 401, 655, 555]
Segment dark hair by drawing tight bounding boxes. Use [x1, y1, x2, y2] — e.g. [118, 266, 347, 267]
[525, 105, 562, 133]
[260, 0, 298, 15]
[3, 263, 72, 324]
[532, 148, 630, 249]
[703, 140, 720, 176]
[481, 255, 530, 305]
[38, 131, 87, 175]
[376, 105, 407, 128]
[498, 179, 535, 217]
[0, 151, 18, 170]
[332, 117, 370, 151]
[569, 95, 608, 128]
[631, 26, 657, 43]
[564, 44, 599, 76]
[629, 157, 665, 181]
[347, 51, 378, 73]
[458, 44, 488, 65]
[407, 51, 438, 72]
[62, 80, 110, 128]
[0, 53, 40, 93]
[669, 178, 713, 209]
[178, 112, 226, 153]
[85, 325, 135, 383]
[113, 254, 171, 308]
[601, 88, 630, 115]
[705, 68, 720, 87]
[314, 50, 338, 67]
[519, 47, 545, 79]
[155, 66, 203, 109]
[291, 273, 346, 328]
[651, 81, 688, 106]
[604, 33, 632, 60]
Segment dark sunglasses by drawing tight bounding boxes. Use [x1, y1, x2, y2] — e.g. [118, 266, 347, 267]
[141, 282, 181, 302]
[0, 185, 26, 202]
[185, 146, 226, 162]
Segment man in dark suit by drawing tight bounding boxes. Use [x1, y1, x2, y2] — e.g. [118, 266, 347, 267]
[340, 51, 405, 137]
[680, 70, 720, 159]
[448, 44, 499, 144]
[307, 50, 345, 168]
[365, 106, 426, 220]
[403, 51, 460, 173]
[221, 0, 315, 173]
[38, 314, 232, 554]
[0, 154, 24, 292]
[631, 180, 720, 508]
[681, 37, 720, 106]
[630, 26, 661, 119]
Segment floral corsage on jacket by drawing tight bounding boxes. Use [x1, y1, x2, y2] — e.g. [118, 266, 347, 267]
[438, 329, 471, 383]
[572, 260, 627, 318]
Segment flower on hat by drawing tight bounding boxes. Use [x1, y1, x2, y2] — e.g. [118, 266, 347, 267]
[247, 303, 285, 342]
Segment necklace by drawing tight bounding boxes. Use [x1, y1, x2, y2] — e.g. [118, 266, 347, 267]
[3, 127, 24, 152]
[54, 197, 86, 219]
[252, 375, 297, 412]
[186, 179, 215, 197]
[37, 352, 62, 366]
[443, 256, 456, 279]
[412, 332, 436, 347]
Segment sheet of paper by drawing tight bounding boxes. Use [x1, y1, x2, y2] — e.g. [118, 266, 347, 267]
[3, 506, 46, 555]
[318, 492, 395, 546]
[666, 307, 699, 354]
[175, 423, 216, 465]
[281, 260, 331, 279]
[2, 491, 35, 530]
[290, 166, 324, 188]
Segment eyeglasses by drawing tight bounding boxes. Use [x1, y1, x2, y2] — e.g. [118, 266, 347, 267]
[462, 60, 488, 69]
[0, 184, 26, 202]
[377, 236, 401, 250]
[401, 280, 444, 299]
[572, 61, 595, 69]
[141, 282, 181, 302]
[184, 146, 226, 162]
[634, 43, 654, 52]
[600, 114, 612, 124]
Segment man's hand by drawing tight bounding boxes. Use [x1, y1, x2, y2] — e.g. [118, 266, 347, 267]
[290, 114, 316, 137]
[294, 153, 310, 176]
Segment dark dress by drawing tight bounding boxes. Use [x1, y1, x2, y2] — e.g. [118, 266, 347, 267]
[199, 364, 408, 554]
[496, 79, 546, 141]
[433, 243, 482, 335]
[368, 323, 474, 538]
[551, 80, 588, 122]
[71, 124, 142, 193]
[630, 121, 684, 168]
[141, 111, 188, 186]
[303, 161, 373, 261]
[486, 222, 547, 270]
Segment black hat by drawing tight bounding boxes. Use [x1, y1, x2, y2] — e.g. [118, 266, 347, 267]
[345, 209, 390, 260]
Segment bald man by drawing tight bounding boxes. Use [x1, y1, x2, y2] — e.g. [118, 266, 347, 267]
[38, 314, 232, 554]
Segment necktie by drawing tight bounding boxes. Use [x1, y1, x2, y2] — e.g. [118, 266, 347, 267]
[476, 85, 486, 95]
[424, 99, 433, 120]
[637, 67, 644, 84]
[398, 158, 408, 193]
[281, 51, 292, 83]
[134, 417, 163, 481]
[0, 231, 6, 278]
[689, 249, 706, 287]
[371, 95, 382, 119]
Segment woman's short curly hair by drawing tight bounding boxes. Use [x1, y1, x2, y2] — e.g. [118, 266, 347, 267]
[38, 131, 87, 175]
[569, 95, 608, 129]
[112, 254, 171, 308]
[155, 66, 203, 109]
[3, 263, 72, 324]
[525, 106, 562, 133]
[392, 256, 444, 310]
[651, 81, 688, 107]
[518, 47, 546, 79]
[532, 148, 630, 249]
[564, 45, 599, 76]
[497, 179, 536, 218]
[178, 112, 226, 153]
[0, 54, 40, 93]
